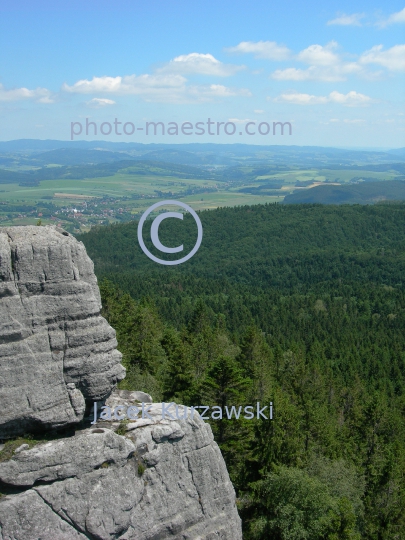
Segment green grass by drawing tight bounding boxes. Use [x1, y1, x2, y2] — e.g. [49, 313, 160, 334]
[0, 436, 41, 464]
[0, 429, 79, 465]
[116, 419, 130, 435]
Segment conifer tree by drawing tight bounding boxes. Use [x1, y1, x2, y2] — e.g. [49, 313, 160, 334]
[237, 326, 273, 401]
[161, 327, 193, 403]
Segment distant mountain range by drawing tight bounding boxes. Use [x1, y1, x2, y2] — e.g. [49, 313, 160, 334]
[0, 140, 403, 168]
[28, 148, 133, 165]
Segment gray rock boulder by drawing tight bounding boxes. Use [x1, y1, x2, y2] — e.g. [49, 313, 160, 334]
[0, 407, 242, 539]
[105, 388, 153, 409]
[0, 226, 125, 438]
[0, 429, 136, 487]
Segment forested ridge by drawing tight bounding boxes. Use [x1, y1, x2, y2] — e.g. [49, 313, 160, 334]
[78, 203, 405, 539]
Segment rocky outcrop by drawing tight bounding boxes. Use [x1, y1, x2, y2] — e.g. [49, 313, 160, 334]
[0, 400, 242, 539]
[0, 226, 125, 439]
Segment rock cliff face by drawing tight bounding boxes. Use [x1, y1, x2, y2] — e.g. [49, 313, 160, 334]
[0, 226, 125, 439]
[0, 226, 242, 539]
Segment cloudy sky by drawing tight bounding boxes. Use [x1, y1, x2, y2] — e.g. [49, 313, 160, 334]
[0, 0, 404, 147]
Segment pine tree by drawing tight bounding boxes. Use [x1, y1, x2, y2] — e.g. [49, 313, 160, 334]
[237, 326, 273, 401]
[200, 355, 253, 481]
[161, 327, 193, 403]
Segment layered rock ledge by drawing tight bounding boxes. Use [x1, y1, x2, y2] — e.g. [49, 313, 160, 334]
[0, 226, 125, 439]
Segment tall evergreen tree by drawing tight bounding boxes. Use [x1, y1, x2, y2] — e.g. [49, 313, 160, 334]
[161, 327, 193, 403]
[237, 326, 273, 401]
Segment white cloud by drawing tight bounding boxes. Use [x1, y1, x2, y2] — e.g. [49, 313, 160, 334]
[378, 7, 405, 27]
[271, 67, 303, 81]
[327, 13, 365, 26]
[271, 42, 362, 81]
[62, 74, 187, 95]
[158, 53, 244, 76]
[201, 84, 250, 97]
[275, 92, 329, 105]
[297, 41, 340, 66]
[188, 84, 251, 100]
[226, 41, 291, 60]
[228, 118, 254, 124]
[327, 90, 374, 106]
[271, 63, 361, 82]
[271, 67, 312, 81]
[360, 44, 405, 71]
[343, 119, 366, 123]
[63, 75, 250, 103]
[62, 49, 250, 104]
[0, 83, 53, 103]
[86, 98, 116, 107]
[274, 90, 374, 106]
[254, 109, 265, 113]
[224, 39, 400, 82]
[270, 41, 390, 81]
[63, 74, 190, 103]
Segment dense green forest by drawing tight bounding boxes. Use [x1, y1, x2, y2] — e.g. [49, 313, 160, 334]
[78, 203, 405, 539]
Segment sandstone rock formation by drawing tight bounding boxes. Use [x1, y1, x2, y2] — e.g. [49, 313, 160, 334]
[0, 399, 242, 539]
[0, 226, 125, 439]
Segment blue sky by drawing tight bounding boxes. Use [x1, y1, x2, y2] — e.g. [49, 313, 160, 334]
[0, 0, 404, 147]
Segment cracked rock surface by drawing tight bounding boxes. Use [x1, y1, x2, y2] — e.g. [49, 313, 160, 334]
[0, 408, 242, 539]
[0, 226, 125, 439]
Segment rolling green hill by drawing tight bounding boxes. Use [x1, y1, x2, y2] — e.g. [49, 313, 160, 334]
[284, 180, 405, 204]
[0, 159, 218, 186]
[79, 202, 405, 290]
